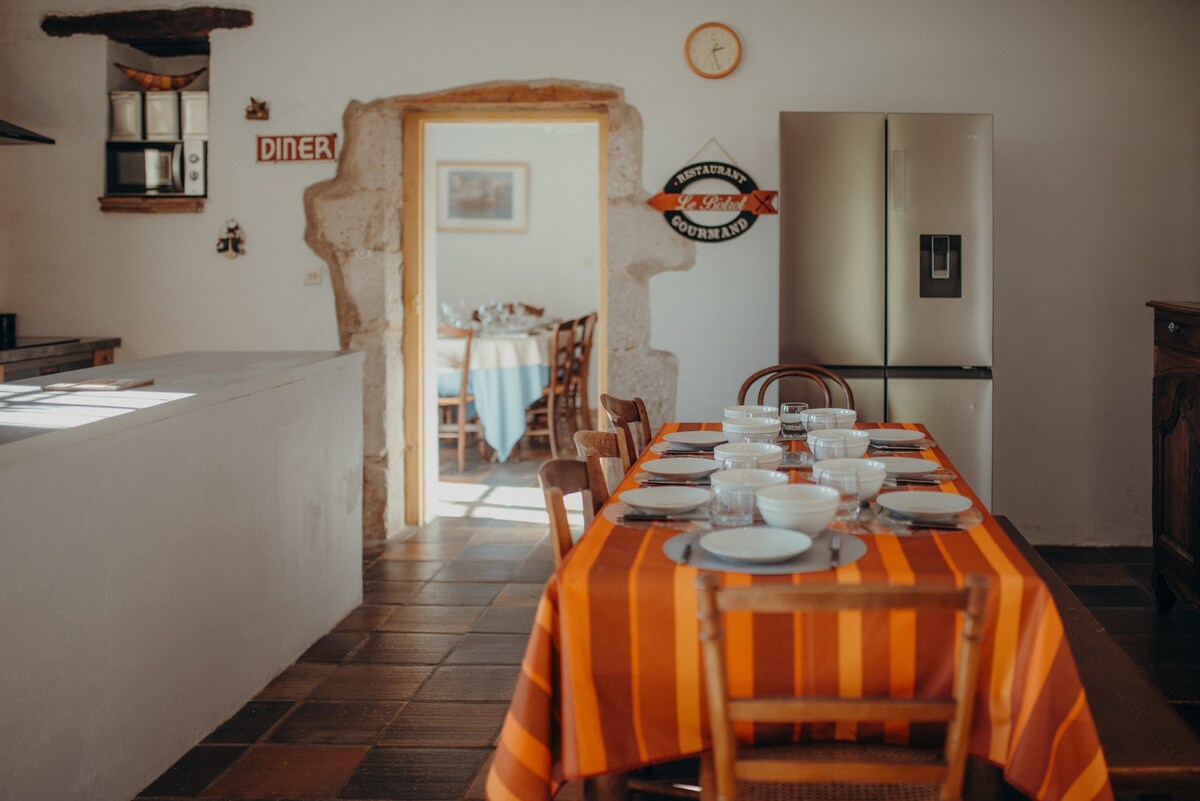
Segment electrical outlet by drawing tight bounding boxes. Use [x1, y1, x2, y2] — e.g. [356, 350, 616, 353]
[303, 269, 322, 286]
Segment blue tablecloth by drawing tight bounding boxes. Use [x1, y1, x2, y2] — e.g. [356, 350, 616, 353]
[438, 333, 551, 462]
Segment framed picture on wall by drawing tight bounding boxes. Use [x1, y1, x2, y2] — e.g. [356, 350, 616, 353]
[437, 161, 529, 233]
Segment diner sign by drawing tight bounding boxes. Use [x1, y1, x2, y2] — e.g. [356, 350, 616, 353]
[648, 160, 778, 242]
[256, 133, 337, 163]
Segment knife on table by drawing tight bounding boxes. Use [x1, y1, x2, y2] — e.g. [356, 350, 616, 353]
[621, 512, 708, 522]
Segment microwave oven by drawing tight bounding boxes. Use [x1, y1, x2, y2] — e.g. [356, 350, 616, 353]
[105, 140, 206, 196]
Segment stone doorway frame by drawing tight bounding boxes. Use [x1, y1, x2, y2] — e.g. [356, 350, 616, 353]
[305, 80, 693, 542]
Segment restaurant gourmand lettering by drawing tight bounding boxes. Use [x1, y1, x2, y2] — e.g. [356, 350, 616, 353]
[648, 160, 778, 242]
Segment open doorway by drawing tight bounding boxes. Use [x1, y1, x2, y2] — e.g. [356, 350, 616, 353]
[409, 111, 607, 523]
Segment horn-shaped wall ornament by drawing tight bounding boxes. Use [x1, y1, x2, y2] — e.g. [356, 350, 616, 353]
[114, 63, 207, 91]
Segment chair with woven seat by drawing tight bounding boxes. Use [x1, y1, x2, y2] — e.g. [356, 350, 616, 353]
[436, 324, 485, 471]
[600, 393, 654, 459]
[738, 364, 856, 411]
[573, 429, 633, 509]
[696, 573, 991, 801]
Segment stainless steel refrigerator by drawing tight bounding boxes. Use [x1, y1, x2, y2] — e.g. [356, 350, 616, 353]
[779, 112, 993, 507]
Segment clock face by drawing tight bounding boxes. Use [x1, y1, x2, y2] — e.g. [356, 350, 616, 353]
[686, 23, 741, 79]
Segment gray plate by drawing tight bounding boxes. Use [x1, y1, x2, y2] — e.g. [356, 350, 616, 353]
[662, 529, 866, 575]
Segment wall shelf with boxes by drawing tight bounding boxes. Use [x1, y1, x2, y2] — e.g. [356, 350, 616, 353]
[100, 44, 209, 213]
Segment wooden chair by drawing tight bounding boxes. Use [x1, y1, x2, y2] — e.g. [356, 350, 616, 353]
[527, 313, 597, 457]
[573, 429, 633, 508]
[737, 364, 856, 411]
[437, 324, 485, 471]
[696, 573, 991, 801]
[538, 458, 600, 566]
[505, 301, 545, 316]
[600, 393, 653, 458]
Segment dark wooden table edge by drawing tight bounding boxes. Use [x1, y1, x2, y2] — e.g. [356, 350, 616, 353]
[996, 515, 1200, 796]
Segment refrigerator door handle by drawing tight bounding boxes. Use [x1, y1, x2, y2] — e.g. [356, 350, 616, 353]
[892, 150, 906, 212]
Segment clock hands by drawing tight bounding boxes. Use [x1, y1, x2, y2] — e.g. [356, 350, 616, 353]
[710, 43, 725, 70]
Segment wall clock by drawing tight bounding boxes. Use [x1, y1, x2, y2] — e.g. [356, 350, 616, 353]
[685, 22, 741, 79]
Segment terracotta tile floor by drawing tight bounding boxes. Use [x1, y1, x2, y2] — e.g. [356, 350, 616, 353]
[139, 440, 1200, 800]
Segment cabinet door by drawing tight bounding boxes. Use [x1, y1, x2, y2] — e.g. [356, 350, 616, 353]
[1152, 370, 1200, 586]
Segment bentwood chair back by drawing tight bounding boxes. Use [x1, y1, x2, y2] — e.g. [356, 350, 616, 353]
[538, 458, 598, 566]
[600, 393, 654, 458]
[436, 324, 484, 471]
[738, 364, 856, 411]
[696, 573, 991, 801]
[573, 429, 633, 508]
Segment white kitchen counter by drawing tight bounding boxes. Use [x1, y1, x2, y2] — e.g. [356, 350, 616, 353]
[0, 351, 364, 801]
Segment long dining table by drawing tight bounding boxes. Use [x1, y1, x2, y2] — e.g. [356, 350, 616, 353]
[486, 422, 1113, 801]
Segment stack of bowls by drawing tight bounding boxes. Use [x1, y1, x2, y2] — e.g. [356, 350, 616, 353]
[712, 441, 784, 470]
[722, 417, 782, 444]
[807, 428, 870, 460]
[710, 468, 788, 494]
[724, 404, 778, 419]
[755, 484, 841, 533]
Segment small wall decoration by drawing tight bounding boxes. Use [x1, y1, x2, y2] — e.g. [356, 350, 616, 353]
[648, 145, 777, 242]
[437, 161, 529, 233]
[217, 219, 245, 259]
[256, 133, 337, 163]
[245, 98, 270, 120]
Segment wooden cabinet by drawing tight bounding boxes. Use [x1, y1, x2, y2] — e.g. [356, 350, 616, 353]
[0, 338, 121, 383]
[1148, 301, 1200, 609]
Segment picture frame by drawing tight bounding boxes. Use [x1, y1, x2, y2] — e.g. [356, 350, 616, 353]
[437, 161, 529, 233]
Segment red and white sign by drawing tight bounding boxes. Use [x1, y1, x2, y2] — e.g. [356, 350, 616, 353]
[256, 133, 337, 163]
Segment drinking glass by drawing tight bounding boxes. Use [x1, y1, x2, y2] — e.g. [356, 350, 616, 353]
[806, 411, 839, 433]
[721, 454, 760, 471]
[809, 433, 848, 462]
[710, 484, 755, 527]
[780, 402, 809, 441]
[815, 467, 860, 523]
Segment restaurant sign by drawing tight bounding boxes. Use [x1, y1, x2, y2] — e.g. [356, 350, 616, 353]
[647, 160, 777, 242]
[256, 133, 337, 163]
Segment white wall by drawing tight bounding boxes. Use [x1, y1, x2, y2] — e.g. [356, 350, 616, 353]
[429, 122, 600, 322]
[3, 0, 1199, 545]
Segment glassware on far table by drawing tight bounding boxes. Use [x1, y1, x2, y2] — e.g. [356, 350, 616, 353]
[780, 401, 809, 440]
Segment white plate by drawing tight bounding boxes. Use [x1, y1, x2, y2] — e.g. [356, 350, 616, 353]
[877, 491, 972, 520]
[701, 528, 813, 564]
[619, 486, 712, 514]
[874, 457, 942, 477]
[867, 429, 926, 445]
[663, 430, 727, 450]
[642, 457, 721, 480]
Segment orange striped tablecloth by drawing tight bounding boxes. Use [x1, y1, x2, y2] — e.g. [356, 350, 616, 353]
[487, 422, 1113, 801]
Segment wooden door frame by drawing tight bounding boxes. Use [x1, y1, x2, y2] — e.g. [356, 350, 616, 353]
[401, 109, 609, 524]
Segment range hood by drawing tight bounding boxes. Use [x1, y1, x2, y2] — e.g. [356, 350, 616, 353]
[0, 118, 55, 145]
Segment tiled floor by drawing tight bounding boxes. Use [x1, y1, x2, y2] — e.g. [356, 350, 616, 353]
[139, 442, 1200, 800]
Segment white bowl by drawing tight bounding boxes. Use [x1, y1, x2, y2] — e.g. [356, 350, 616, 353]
[755, 484, 840, 533]
[722, 417, 782, 444]
[712, 441, 784, 471]
[710, 468, 789, 492]
[811, 457, 887, 501]
[724, 404, 779, 419]
[803, 407, 857, 430]
[806, 428, 870, 459]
